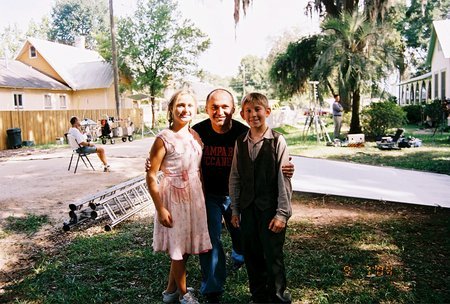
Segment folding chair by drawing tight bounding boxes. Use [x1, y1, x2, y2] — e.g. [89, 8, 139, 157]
[67, 134, 96, 174]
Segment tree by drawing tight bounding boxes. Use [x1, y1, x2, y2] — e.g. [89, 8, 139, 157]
[117, 0, 210, 128]
[96, 31, 132, 91]
[26, 17, 51, 40]
[48, 0, 109, 48]
[0, 18, 50, 58]
[0, 24, 24, 59]
[269, 35, 321, 100]
[230, 55, 273, 100]
[233, 0, 391, 23]
[197, 71, 232, 88]
[395, 0, 450, 76]
[314, 12, 402, 133]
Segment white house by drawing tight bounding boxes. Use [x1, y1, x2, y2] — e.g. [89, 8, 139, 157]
[398, 19, 450, 105]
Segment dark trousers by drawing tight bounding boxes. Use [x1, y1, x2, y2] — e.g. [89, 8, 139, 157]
[240, 204, 291, 303]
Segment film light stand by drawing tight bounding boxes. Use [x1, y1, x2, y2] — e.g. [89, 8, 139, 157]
[303, 81, 332, 143]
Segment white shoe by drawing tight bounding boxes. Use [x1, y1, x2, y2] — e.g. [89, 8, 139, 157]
[103, 164, 110, 172]
[162, 287, 194, 303]
[179, 291, 199, 304]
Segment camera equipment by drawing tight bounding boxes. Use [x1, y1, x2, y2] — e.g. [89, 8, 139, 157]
[302, 81, 332, 143]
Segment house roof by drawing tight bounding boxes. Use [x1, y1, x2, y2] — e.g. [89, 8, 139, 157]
[426, 19, 450, 66]
[398, 72, 432, 86]
[15, 38, 113, 90]
[0, 59, 71, 90]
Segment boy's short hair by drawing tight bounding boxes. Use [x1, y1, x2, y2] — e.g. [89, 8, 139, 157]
[241, 92, 269, 109]
[70, 116, 78, 125]
[333, 94, 339, 98]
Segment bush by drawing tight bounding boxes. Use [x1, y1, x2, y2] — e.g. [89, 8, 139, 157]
[424, 99, 448, 128]
[402, 105, 422, 124]
[361, 101, 407, 138]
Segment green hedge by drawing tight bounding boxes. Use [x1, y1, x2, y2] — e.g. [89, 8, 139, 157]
[361, 101, 407, 138]
[402, 105, 422, 124]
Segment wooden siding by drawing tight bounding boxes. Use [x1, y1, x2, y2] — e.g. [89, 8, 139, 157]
[0, 108, 143, 150]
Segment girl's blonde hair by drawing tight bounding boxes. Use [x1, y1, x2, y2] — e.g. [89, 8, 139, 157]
[167, 90, 197, 127]
[241, 92, 269, 109]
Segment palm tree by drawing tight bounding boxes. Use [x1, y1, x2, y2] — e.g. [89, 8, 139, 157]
[313, 11, 401, 133]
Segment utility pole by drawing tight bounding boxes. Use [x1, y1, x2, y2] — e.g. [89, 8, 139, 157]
[109, 0, 121, 119]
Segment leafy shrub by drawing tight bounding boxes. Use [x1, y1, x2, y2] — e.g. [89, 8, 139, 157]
[424, 99, 447, 128]
[402, 105, 422, 124]
[361, 101, 407, 138]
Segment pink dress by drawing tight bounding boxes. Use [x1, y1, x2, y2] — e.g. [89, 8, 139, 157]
[152, 128, 212, 260]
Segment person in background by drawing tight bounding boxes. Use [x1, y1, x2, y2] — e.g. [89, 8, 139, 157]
[332, 94, 344, 139]
[68, 116, 110, 172]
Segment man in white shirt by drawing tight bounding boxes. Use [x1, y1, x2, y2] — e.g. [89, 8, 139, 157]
[68, 116, 110, 172]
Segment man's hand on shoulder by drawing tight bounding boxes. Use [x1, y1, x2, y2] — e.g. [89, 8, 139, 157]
[281, 157, 295, 178]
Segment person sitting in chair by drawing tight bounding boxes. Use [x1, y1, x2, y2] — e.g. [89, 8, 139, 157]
[68, 116, 110, 172]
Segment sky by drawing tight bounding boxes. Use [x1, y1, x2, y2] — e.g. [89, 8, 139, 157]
[0, 0, 320, 76]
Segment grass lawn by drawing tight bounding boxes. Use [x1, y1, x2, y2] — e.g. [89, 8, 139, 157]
[274, 123, 450, 175]
[3, 214, 49, 236]
[3, 194, 449, 303]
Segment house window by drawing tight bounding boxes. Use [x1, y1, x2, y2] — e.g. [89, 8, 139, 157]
[434, 73, 439, 99]
[441, 71, 446, 100]
[14, 93, 23, 109]
[29, 46, 37, 58]
[44, 94, 52, 109]
[59, 95, 67, 108]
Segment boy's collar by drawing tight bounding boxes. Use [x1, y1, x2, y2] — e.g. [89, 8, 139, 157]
[243, 127, 273, 142]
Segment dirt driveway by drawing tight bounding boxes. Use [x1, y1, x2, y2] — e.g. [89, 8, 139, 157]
[0, 137, 155, 282]
[0, 138, 155, 220]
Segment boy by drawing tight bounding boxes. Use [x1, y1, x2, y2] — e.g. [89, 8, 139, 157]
[229, 92, 292, 303]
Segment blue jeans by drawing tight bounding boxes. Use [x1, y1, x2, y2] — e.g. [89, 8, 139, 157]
[199, 194, 244, 296]
[78, 146, 97, 154]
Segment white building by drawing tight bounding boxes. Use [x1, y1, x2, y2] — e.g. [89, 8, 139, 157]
[398, 19, 450, 105]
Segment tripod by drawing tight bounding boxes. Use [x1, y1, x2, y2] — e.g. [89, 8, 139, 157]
[302, 111, 331, 143]
[302, 81, 332, 143]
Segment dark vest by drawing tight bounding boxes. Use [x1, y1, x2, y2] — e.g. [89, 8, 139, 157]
[236, 130, 280, 211]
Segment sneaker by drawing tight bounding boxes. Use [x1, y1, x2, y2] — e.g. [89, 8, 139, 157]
[180, 291, 199, 304]
[103, 165, 110, 172]
[162, 287, 194, 303]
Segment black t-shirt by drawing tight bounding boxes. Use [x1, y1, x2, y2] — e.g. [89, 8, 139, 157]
[192, 119, 248, 196]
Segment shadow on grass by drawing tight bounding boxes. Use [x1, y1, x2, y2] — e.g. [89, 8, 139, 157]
[3, 206, 449, 304]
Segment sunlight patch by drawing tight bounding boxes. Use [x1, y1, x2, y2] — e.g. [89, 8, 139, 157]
[358, 243, 399, 251]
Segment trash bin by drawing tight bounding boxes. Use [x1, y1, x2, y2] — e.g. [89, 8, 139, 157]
[6, 128, 22, 149]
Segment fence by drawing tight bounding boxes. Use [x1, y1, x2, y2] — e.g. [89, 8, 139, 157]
[0, 108, 143, 150]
